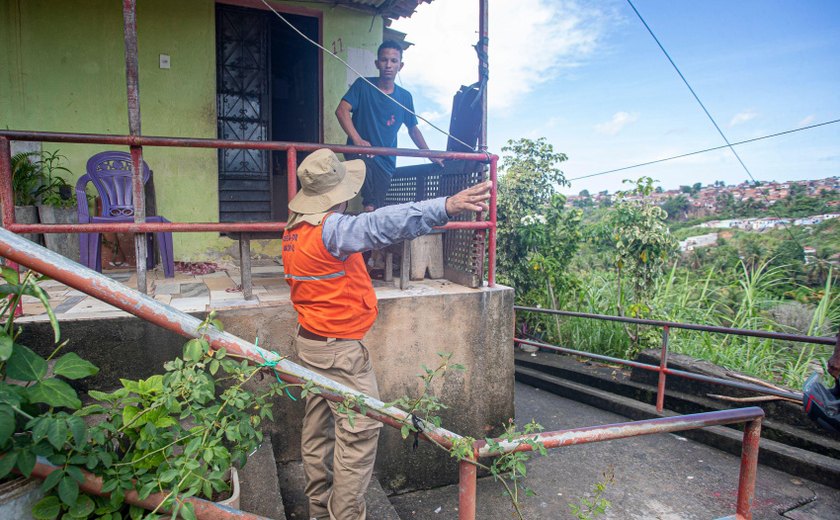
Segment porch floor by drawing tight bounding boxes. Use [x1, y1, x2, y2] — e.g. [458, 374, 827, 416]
[16, 261, 472, 323]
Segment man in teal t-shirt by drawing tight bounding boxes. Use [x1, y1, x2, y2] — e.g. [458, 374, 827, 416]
[336, 40, 442, 212]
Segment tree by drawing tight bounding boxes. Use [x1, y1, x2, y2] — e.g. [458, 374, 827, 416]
[605, 177, 678, 354]
[496, 138, 582, 338]
[660, 195, 690, 221]
[579, 189, 590, 198]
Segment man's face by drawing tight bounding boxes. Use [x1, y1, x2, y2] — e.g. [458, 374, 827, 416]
[375, 48, 403, 80]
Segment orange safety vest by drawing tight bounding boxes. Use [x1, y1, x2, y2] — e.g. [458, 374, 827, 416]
[281, 216, 378, 339]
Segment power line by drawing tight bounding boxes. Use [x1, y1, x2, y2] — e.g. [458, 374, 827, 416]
[625, 0, 810, 251]
[568, 118, 840, 182]
[258, 0, 476, 152]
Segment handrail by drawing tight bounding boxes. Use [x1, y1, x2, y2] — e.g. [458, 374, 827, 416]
[0, 228, 764, 519]
[514, 306, 837, 346]
[513, 305, 812, 406]
[0, 133, 499, 286]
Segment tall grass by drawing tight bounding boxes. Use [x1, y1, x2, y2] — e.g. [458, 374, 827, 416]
[535, 261, 836, 389]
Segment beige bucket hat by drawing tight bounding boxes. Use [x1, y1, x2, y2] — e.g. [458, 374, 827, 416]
[288, 149, 366, 214]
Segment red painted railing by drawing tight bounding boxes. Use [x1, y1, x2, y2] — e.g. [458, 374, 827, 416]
[514, 306, 822, 408]
[0, 132, 499, 286]
[0, 228, 765, 519]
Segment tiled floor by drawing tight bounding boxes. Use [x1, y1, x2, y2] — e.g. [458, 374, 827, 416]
[17, 262, 472, 323]
[18, 262, 288, 322]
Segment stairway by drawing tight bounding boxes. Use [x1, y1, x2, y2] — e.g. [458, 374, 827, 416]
[514, 350, 840, 490]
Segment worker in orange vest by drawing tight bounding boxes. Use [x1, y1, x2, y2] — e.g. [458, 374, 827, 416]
[282, 148, 491, 520]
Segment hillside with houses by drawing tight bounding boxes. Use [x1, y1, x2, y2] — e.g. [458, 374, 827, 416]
[568, 176, 840, 217]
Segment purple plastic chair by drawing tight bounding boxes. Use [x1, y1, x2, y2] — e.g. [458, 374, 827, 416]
[76, 151, 174, 278]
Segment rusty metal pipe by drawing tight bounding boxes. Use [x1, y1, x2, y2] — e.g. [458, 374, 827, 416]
[0, 227, 462, 450]
[0, 130, 495, 163]
[656, 326, 669, 413]
[6, 220, 492, 234]
[458, 458, 478, 520]
[736, 418, 762, 519]
[514, 338, 803, 400]
[487, 156, 498, 287]
[474, 407, 764, 457]
[122, 0, 148, 294]
[514, 306, 836, 346]
[287, 147, 298, 201]
[30, 457, 270, 520]
[0, 137, 13, 228]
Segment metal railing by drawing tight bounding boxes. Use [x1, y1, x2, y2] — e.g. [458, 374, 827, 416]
[513, 306, 832, 409]
[0, 132, 499, 290]
[0, 228, 764, 519]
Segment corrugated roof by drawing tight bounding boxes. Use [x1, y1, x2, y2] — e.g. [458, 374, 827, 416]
[301, 0, 433, 19]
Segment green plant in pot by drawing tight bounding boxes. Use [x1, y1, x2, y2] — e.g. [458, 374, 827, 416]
[34, 151, 80, 261]
[0, 270, 285, 519]
[10, 152, 48, 245]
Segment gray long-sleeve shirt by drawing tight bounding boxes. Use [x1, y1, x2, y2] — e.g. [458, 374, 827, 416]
[321, 198, 449, 260]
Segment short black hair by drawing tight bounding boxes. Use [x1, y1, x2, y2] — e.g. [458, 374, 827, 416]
[378, 40, 404, 58]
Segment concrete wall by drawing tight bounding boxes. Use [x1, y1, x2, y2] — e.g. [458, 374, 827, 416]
[0, 0, 383, 260]
[20, 285, 515, 492]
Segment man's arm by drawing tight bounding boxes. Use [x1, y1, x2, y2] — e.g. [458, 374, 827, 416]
[335, 100, 370, 147]
[322, 181, 492, 259]
[407, 125, 444, 167]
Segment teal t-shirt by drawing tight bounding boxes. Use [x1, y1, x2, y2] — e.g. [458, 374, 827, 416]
[342, 77, 418, 175]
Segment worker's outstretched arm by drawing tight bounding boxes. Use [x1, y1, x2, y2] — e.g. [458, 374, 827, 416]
[322, 181, 492, 259]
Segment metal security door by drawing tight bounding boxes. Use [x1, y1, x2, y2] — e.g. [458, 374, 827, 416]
[216, 5, 271, 222]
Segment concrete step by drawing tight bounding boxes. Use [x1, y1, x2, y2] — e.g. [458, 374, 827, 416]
[515, 352, 840, 459]
[239, 438, 287, 519]
[276, 460, 401, 520]
[515, 363, 840, 490]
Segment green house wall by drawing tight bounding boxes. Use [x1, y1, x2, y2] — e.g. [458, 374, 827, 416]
[0, 0, 383, 260]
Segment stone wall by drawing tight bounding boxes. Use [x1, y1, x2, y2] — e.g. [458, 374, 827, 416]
[20, 283, 515, 492]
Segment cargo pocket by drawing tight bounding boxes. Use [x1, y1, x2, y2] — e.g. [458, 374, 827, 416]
[298, 348, 336, 372]
[362, 291, 377, 311]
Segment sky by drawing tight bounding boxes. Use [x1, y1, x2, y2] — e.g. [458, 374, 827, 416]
[390, 0, 840, 195]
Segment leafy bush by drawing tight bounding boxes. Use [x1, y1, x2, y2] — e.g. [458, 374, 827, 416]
[0, 269, 283, 520]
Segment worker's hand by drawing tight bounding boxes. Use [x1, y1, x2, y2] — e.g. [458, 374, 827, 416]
[445, 181, 492, 217]
[352, 137, 372, 148]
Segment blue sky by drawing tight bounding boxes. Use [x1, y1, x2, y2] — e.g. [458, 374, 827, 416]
[391, 0, 840, 195]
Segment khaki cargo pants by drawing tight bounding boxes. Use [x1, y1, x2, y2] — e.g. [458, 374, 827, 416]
[295, 334, 382, 520]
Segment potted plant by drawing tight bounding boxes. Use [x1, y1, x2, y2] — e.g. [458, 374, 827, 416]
[0, 269, 284, 519]
[35, 151, 80, 261]
[9, 152, 47, 245]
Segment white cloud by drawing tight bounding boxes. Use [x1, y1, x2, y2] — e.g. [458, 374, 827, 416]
[594, 112, 639, 135]
[798, 114, 816, 127]
[392, 0, 608, 112]
[729, 110, 758, 127]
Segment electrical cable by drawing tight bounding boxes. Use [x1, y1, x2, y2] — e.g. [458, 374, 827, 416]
[568, 118, 840, 181]
[625, 0, 814, 253]
[259, 0, 476, 152]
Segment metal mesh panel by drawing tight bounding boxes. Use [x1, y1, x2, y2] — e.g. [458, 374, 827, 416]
[386, 163, 486, 287]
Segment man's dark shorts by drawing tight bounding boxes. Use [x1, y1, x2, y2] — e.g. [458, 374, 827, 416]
[348, 155, 391, 210]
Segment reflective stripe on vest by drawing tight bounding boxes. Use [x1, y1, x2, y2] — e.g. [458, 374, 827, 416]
[284, 270, 345, 281]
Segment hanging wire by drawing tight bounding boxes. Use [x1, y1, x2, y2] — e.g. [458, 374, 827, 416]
[568, 118, 840, 182]
[258, 0, 476, 152]
[625, 0, 814, 252]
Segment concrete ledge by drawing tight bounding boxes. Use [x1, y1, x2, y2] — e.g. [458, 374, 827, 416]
[515, 363, 840, 489]
[238, 438, 285, 519]
[276, 461, 400, 519]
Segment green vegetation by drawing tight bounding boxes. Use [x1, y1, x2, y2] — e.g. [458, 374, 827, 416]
[1, 270, 285, 520]
[500, 138, 840, 390]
